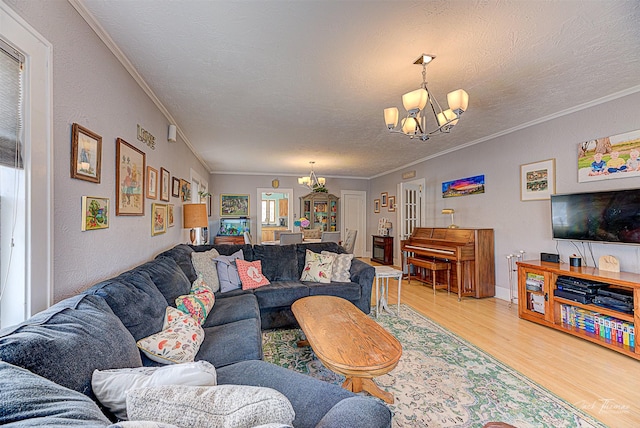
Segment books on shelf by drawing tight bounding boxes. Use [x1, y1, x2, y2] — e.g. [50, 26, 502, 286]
[560, 304, 635, 348]
[525, 273, 544, 292]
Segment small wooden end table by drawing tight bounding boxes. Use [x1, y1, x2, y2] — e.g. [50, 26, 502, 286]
[374, 266, 403, 317]
[291, 296, 402, 403]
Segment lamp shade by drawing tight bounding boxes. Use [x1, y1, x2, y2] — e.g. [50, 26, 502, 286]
[183, 203, 208, 228]
[384, 107, 399, 129]
[401, 117, 417, 135]
[447, 89, 469, 114]
[402, 88, 428, 114]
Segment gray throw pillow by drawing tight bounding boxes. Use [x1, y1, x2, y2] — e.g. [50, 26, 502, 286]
[191, 248, 221, 292]
[215, 249, 244, 292]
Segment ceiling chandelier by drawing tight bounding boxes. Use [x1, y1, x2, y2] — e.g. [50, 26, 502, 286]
[298, 161, 326, 191]
[384, 54, 469, 142]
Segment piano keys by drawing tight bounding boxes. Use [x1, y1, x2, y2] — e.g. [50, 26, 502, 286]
[401, 227, 495, 299]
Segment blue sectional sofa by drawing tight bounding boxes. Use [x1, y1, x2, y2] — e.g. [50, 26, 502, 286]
[0, 241, 390, 428]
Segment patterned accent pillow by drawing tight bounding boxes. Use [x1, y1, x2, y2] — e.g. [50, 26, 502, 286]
[191, 248, 221, 292]
[92, 361, 217, 421]
[236, 259, 271, 290]
[136, 307, 204, 365]
[175, 275, 215, 325]
[214, 249, 244, 293]
[300, 249, 335, 283]
[321, 251, 354, 282]
[126, 385, 295, 428]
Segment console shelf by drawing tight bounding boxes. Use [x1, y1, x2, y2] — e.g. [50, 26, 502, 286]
[517, 260, 640, 360]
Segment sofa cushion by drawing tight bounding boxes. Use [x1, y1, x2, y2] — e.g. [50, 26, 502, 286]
[155, 244, 197, 282]
[190, 248, 221, 292]
[126, 385, 295, 428]
[202, 293, 260, 328]
[84, 271, 167, 341]
[216, 360, 355, 428]
[295, 242, 345, 277]
[237, 259, 271, 290]
[322, 251, 354, 282]
[197, 318, 263, 367]
[92, 361, 217, 421]
[306, 281, 362, 301]
[135, 257, 192, 307]
[175, 278, 215, 325]
[300, 250, 335, 283]
[252, 244, 298, 281]
[0, 294, 142, 401]
[0, 361, 112, 427]
[253, 281, 310, 309]
[215, 249, 244, 292]
[137, 307, 204, 365]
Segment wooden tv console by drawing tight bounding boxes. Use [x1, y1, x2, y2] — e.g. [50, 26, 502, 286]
[517, 260, 640, 360]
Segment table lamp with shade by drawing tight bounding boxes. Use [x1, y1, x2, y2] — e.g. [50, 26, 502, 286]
[441, 208, 458, 229]
[183, 203, 208, 244]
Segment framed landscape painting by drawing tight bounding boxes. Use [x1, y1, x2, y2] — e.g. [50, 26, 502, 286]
[116, 138, 145, 215]
[520, 159, 555, 201]
[71, 123, 102, 183]
[81, 196, 109, 231]
[220, 194, 249, 217]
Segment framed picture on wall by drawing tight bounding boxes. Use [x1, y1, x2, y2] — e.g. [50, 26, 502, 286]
[71, 123, 102, 183]
[381, 192, 388, 207]
[115, 138, 145, 216]
[151, 203, 167, 236]
[146, 166, 158, 200]
[388, 196, 396, 212]
[160, 167, 170, 201]
[167, 204, 175, 227]
[171, 177, 181, 197]
[520, 158, 555, 201]
[220, 194, 249, 217]
[180, 179, 191, 202]
[374, 199, 380, 213]
[81, 196, 109, 231]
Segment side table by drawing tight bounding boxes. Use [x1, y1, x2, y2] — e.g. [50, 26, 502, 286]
[374, 266, 403, 317]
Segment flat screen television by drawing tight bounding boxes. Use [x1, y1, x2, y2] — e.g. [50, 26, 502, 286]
[551, 189, 640, 244]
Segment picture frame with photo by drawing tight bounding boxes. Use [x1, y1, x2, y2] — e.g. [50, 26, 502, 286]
[220, 194, 249, 217]
[160, 167, 170, 202]
[180, 179, 191, 202]
[81, 196, 109, 231]
[167, 204, 175, 227]
[71, 123, 102, 183]
[520, 158, 556, 201]
[374, 199, 380, 213]
[151, 203, 167, 236]
[381, 192, 388, 207]
[388, 196, 396, 212]
[146, 166, 158, 200]
[115, 138, 145, 216]
[171, 176, 181, 198]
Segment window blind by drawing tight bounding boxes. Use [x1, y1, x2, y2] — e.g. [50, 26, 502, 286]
[0, 38, 23, 169]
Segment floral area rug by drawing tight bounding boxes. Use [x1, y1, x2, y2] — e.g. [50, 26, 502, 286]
[262, 304, 607, 428]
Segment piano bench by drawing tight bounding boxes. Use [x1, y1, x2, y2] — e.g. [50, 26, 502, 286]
[407, 257, 451, 295]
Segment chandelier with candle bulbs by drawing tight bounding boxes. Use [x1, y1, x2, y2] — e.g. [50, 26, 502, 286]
[384, 54, 469, 142]
[298, 161, 327, 192]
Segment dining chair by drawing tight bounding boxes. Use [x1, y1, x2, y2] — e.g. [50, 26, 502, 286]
[243, 231, 253, 245]
[280, 232, 303, 245]
[321, 231, 341, 243]
[342, 229, 357, 253]
[273, 230, 291, 241]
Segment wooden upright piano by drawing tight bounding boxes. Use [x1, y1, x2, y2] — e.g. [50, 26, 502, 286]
[401, 227, 495, 298]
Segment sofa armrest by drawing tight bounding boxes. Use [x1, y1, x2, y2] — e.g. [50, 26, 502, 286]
[349, 258, 375, 314]
[315, 396, 392, 428]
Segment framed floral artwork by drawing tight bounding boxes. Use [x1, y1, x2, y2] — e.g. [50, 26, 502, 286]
[81, 196, 109, 231]
[180, 179, 191, 202]
[116, 138, 145, 215]
[71, 123, 102, 183]
[146, 166, 158, 200]
[520, 159, 555, 201]
[160, 167, 170, 201]
[151, 203, 167, 236]
[167, 204, 175, 227]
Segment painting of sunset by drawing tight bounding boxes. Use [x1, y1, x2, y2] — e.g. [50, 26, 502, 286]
[442, 175, 485, 198]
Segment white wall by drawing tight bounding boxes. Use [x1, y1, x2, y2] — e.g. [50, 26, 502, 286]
[6, 0, 210, 302]
[370, 91, 640, 300]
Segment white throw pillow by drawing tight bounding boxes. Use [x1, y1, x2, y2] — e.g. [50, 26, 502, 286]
[136, 307, 204, 365]
[300, 249, 335, 283]
[321, 251, 354, 282]
[126, 385, 295, 428]
[92, 361, 217, 421]
[191, 248, 221, 292]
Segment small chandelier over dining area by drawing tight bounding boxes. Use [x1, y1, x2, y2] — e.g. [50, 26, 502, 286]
[384, 54, 469, 142]
[298, 161, 326, 191]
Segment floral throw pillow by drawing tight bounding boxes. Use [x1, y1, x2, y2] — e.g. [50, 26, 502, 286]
[175, 275, 215, 325]
[321, 251, 354, 282]
[300, 249, 335, 283]
[236, 259, 270, 290]
[136, 307, 204, 365]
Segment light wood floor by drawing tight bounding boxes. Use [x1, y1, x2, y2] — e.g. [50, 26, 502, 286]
[368, 261, 640, 428]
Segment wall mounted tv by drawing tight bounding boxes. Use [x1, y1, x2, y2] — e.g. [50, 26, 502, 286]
[551, 189, 640, 245]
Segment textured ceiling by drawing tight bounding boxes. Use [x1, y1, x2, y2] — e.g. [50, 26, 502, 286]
[75, 0, 640, 179]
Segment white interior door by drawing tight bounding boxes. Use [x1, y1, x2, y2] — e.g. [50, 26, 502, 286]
[397, 179, 424, 267]
[340, 190, 366, 257]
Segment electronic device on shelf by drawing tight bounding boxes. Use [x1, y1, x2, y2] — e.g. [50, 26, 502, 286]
[553, 288, 592, 304]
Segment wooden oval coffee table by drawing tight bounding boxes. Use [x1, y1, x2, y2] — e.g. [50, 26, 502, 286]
[291, 295, 402, 403]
